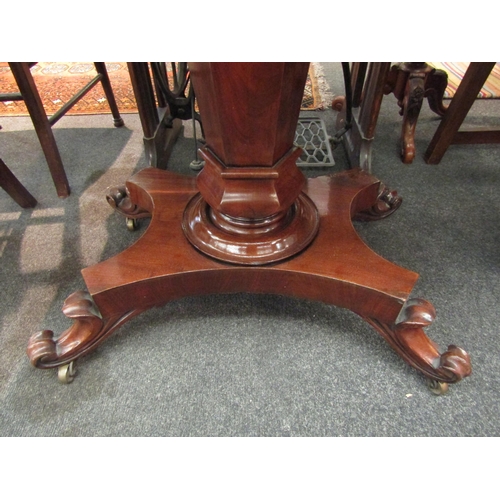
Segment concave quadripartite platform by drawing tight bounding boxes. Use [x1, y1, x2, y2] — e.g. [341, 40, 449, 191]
[27, 167, 471, 392]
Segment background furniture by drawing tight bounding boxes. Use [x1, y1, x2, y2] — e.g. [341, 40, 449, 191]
[333, 62, 391, 172]
[0, 157, 37, 208]
[127, 63, 198, 169]
[0, 62, 124, 198]
[383, 62, 448, 163]
[424, 62, 498, 164]
[334, 62, 449, 167]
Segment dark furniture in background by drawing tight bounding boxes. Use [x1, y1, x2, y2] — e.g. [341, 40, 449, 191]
[0, 157, 37, 208]
[333, 62, 391, 172]
[334, 62, 449, 167]
[126, 63, 198, 169]
[425, 62, 498, 164]
[0, 62, 124, 198]
[383, 62, 448, 163]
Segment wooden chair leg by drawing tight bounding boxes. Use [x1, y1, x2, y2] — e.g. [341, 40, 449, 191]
[93, 62, 125, 127]
[8, 62, 70, 198]
[424, 62, 496, 164]
[0, 158, 37, 208]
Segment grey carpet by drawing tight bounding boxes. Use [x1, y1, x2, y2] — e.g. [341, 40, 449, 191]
[1, 63, 499, 436]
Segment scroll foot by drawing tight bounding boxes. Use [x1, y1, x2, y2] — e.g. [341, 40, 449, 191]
[331, 95, 345, 112]
[354, 184, 402, 221]
[106, 185, 151, 230]
[27, 290, 141, 378]
[425, 68, 449, 117]
[364, 298, 472, 392]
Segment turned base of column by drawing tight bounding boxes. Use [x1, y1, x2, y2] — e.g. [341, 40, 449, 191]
[184, 145, 320, 265]
[182, 191, 319, 265]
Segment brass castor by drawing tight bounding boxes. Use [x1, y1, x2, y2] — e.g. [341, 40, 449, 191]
[427, 379, 449, 395]
[126, 217, 140, 231]
[58, 361, 77, 384]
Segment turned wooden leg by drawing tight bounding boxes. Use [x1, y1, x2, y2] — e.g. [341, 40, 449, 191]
[93, 62, 125, 128]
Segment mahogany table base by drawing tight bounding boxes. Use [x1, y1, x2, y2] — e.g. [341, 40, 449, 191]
[27, 167, 471, 392]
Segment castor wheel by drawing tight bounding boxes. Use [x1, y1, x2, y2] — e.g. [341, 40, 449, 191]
[126, 217, 140, 231]
[189, 159, 205, 171]
[58, 361, 77, 384]
[427, 379, 449, 395]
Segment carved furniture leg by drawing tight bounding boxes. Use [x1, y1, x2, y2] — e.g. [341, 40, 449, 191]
[27, 168, 472, 393]
[400, 72, 426, 164]
[384, 63, 449, 164]
[425, 68, 449, 116]
[364, 299, 471, 394]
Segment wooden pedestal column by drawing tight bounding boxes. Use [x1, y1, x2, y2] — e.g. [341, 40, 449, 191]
[183, 63, 319, 265]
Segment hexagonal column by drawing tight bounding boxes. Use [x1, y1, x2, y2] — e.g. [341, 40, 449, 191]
[184, 63, 319, 265]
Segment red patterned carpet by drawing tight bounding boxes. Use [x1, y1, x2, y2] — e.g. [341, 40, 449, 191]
[0, 62, 137, 116]
[0, 62, 322, 117]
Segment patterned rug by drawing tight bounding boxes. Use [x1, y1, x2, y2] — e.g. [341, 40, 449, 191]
[429, 62, 500, 98]
[0, 62, 323, 118]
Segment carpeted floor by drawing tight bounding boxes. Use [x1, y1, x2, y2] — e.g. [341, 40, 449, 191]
[0, 63, 499, 438]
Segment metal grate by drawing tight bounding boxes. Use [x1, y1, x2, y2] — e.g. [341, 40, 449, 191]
[294, 117, 335, 167]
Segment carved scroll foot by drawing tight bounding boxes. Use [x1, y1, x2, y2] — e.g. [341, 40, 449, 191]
[354, 184, 402, 221]
[331, 95, 345, 112]
[364, 298, 472, 393]
[425, 68, 449, 117]
[106, 186, 151, 231]
[27, 290, 141, 381]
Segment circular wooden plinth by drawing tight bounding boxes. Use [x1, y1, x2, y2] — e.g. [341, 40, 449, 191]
[182, 192, 320, 265]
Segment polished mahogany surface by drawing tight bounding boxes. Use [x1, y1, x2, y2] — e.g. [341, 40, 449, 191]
[83, 168, 416, 320]
[185, 63, 319, 265]
[27, 63, 471, 392]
